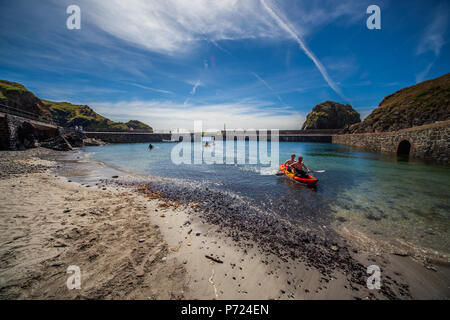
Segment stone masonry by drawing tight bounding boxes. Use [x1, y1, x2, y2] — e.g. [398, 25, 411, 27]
[332, 120, 450, 164]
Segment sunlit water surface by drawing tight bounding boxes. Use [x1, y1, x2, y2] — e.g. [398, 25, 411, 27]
[84, 142, 450, 255]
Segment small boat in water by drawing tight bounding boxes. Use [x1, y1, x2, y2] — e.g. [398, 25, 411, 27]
[279, 164, 318, 186]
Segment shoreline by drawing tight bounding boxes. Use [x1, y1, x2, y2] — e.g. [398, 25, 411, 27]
[0, 148, 448, 299]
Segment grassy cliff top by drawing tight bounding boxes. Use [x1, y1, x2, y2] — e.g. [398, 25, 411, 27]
[350, 73, 450, 133]
[42, 100, 152, 131]
[0, 80, 29, 100]
[0, 79, 153, 132]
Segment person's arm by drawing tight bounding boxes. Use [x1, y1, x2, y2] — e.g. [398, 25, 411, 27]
[288, 161, 297, 168]
[303, 163, 310, 172]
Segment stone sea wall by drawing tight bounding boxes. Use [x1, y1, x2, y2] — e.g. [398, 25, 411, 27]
[84, 132, 171, 143]
[0, 113, 59, 150]
[332, 120, 450, 163]
[0, 115, 9, 149]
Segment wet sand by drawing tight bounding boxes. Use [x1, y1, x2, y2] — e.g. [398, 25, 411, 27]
[0, 148, 448, 299]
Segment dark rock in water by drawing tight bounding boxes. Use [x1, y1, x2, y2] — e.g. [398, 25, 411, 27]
[301, 101, 360, 130]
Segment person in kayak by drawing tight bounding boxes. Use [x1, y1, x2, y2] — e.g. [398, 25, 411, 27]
[288, 156, 310, 177]
[284, 154, 296, 170]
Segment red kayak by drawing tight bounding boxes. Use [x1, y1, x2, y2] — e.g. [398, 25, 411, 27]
[279, 164, 318, 186]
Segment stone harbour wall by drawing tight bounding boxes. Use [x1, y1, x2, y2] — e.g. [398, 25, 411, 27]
[332, 120, 450, 164]
[0, 113, 59, 150]
[0, 115, 9, 149]
[84, 132, 171, 143]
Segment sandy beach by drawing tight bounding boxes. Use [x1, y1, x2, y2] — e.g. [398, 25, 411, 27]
[0, 148, 448, 300]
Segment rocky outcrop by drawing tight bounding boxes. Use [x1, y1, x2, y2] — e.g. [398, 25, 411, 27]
[83, 138, 105, 146]
[63, 131, 85, 148]
[302, 101, 360, 130]
[1, 80, 153, 133]
[0, 80, 52, 121]
[39, 131, 105, 150]
[125, 120, 153, 131]
[40, 134, 73, 151]
[43, 100, 153, 132]
[349, 73, 450, 133]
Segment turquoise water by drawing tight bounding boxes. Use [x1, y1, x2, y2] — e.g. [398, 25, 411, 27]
[84, 141, 450, 254]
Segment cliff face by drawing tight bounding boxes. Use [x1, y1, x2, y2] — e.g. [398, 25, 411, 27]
[42, 100, 152, 132]
[349, 73, 450, 133]
[0, 80, 153, 132]
[125, 120, 153, 131]
[0, 80, 52, 121]
[302, 101, 360, 130]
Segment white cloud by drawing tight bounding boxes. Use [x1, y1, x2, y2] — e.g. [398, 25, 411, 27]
[415, 61, 435, 84]
[415, 5, 448, 82]
[79, 0, 361, 55]
[89, 99, 305, 131]
[81, 0, 283, 54]
[416, 9, 448, 56]
[74, 0, 361, 99]
[190, 80, 202, 95]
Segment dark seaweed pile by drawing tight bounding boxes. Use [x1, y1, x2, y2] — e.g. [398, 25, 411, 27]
[114, 177, 410, 300]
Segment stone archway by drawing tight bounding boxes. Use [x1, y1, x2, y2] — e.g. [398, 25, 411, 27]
[397, 140, 411, 156]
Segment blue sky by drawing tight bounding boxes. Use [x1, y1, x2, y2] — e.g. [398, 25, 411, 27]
[0, 0, 449, 130]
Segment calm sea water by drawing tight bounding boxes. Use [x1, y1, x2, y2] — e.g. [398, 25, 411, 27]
[84, 141, 450, 254]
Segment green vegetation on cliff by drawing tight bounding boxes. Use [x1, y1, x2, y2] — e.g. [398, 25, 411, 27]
[0, 80, 27, 96]
[350, 73, 450, 133]
[42, 100, 128, 131]
[125, 120, 153, 131]
[0, 80, 52, 120]
[42, 100, 152, 131]
[0, 80, 153, 132]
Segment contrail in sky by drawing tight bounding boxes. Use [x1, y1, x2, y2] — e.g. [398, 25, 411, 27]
[251, 72, 283, 103]
[260, 0, 347, 101]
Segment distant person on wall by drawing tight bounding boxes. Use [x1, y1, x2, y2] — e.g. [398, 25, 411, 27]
[74, 125, 78, 131]
[79, 125, 83, 132]
[130, 127, 134, 131]
[288, 156, 310, 178]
